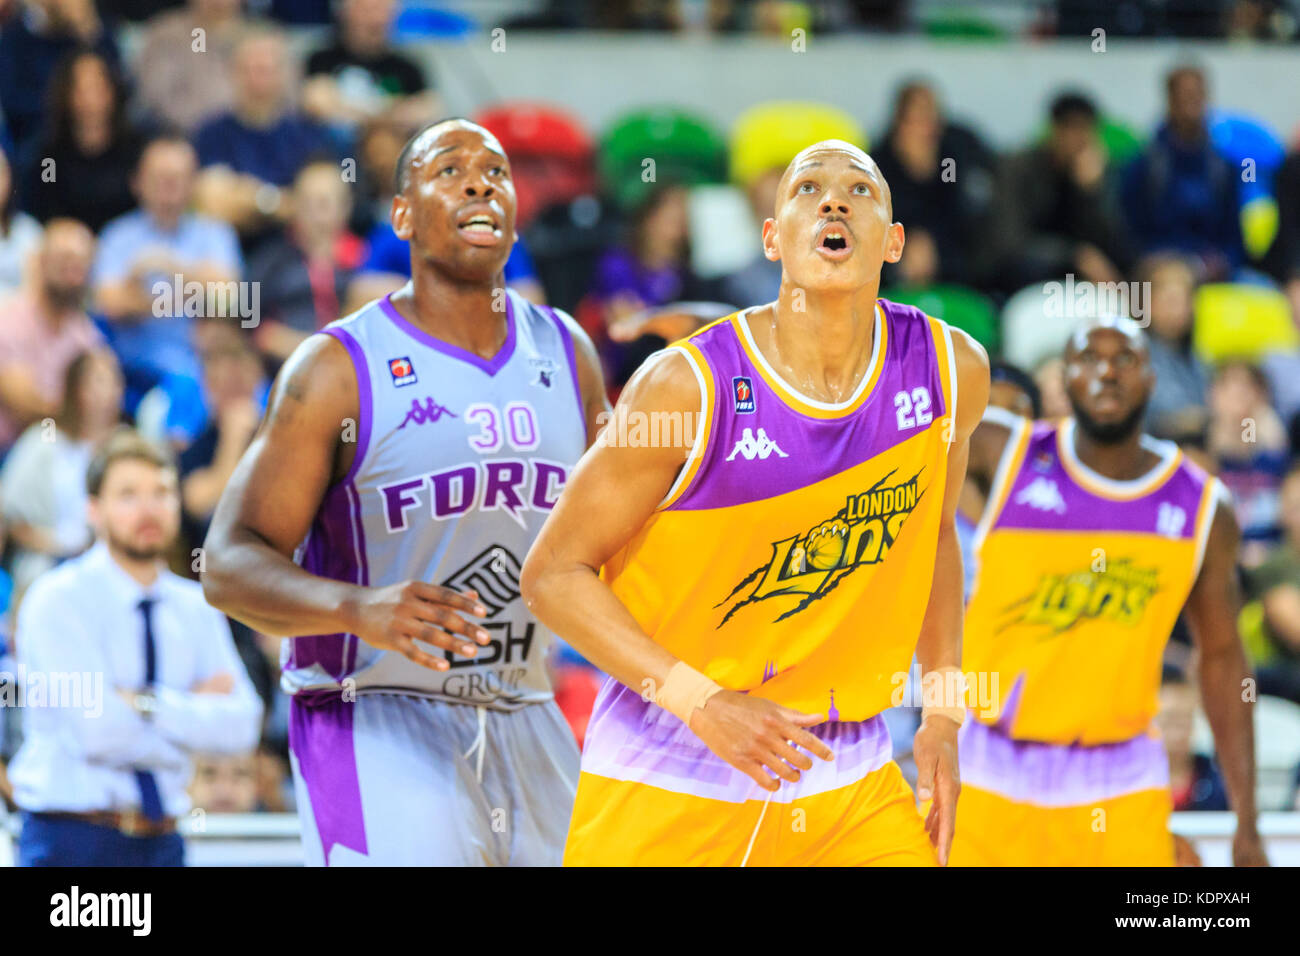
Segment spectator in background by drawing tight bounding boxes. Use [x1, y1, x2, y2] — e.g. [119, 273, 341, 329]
[177, 327, 265, 547]
[991, 91, 1132, 291]
[0, 148, 42, 295]
[1122, 65, 1242, 278]
[347, 116, 409, 237]
[1, 347, 122, 600]
[246, 160, 363, 371]
[1207, 361, 1288, 565]
[19, 48, 143, 233]
[1156, 670, 1229, 812]
[872, 79, 994, 288]
[0, 218, 102, 451]
[1243, 462, 1300, 705]
[302, 0, 438, 144]
[1266, 146, 1300, 324]
[7, 429, 262, 866]
[714, 158, 783, 309]
[188, 752, 257, 813]
[133, 0, 244, 135]
[92, 134, 242, 403]
[1033, 355, 1072, 419]
[1140, 252, 1211, 440]
[134, 317, 268, 452]
[593, 183, 700, 386]
[193, 24, 334, 245]
[0, 0, 120, 158]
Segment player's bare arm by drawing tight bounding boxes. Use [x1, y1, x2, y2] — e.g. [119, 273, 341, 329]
[201, 333, 491, 671]
[912, 327, 990, 864]
[521, 349, 834, 794]
[1183, 498, 1269, 867]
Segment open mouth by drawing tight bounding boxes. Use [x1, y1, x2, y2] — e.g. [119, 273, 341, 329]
[816, 223, 853, 259]
[457, 210, 504, 246]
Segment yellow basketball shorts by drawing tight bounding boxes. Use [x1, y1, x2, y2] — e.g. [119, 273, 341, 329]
[948, 720, 1175, 867]
[563, 681, 937, 867]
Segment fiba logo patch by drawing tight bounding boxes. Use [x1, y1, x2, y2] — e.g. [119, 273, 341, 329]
[732, 376, 756, 414]
[388, 356, 418, 387]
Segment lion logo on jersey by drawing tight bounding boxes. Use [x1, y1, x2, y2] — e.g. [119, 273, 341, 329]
[715, 468, 924, 626]
[997, 557, 1159, 635]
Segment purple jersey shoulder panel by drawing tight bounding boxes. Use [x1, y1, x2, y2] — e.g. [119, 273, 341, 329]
[994, 421, 1206, 537]
[670, 299, 947, 511]
[321, 325, 373, 487]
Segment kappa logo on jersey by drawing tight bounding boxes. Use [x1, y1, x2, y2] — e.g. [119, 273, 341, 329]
[1015, 476, 1067, 514]
[441, 544, 523, 617]
[529, 357, 558, 389]
[387, 356, 417, 387]
[397, 396, 457, 429]
[727, 427, 788, 461]
[732, 376, 756, 414]
[715, 468, 923, 625]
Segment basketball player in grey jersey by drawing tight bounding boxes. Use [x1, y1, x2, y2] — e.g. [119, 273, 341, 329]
[203, 120, 609, 866]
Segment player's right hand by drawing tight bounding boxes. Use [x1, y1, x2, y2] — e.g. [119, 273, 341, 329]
[688, 690, 834, 793]
[349, 581, 491, 672]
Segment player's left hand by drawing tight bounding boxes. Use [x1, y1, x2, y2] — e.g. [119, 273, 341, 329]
[1231, 827, 1269, 867]
[914, 714, 960, 866]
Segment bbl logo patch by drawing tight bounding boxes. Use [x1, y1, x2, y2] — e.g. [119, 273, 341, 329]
[388, 356, 417, 387]
[732, 376, 756, 414]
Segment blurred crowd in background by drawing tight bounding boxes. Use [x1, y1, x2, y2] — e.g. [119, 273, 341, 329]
[1, 0, 1300, 821]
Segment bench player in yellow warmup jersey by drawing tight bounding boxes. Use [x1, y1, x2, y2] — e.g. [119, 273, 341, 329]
[522, 140, 990, 866]
[952, 317, 1267, 867]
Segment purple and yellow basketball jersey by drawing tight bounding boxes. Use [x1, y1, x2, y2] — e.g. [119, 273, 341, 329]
[602, 298, 960, 721]
[963, 413, 1224, 745]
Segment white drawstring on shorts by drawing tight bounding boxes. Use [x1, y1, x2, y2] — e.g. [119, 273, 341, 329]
[740, 788, 774, 867]
[463, 705, 488, 783]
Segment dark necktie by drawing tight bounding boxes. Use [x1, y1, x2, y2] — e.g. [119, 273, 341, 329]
[133, 598, 165, 822]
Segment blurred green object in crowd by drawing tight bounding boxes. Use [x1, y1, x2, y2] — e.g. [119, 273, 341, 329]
[728, 100, 866, 189]
[599, 107, 728, 211]
[921, 10, 1006, 40]
[1242, 196, 1280, 261]
[1194, 282, 1297, 363]
[1098, 116, 1142, 164]
[886, 284, 1000, 354]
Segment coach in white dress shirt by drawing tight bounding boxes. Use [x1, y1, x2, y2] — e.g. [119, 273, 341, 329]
[9, 429, 262, 866]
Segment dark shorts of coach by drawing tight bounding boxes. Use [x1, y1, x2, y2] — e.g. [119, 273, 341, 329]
[17, 812, 185, 867]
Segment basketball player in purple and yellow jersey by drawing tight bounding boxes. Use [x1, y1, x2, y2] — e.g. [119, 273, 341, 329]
[952, 318, 1267, 866]
[522, 140, 990, 865]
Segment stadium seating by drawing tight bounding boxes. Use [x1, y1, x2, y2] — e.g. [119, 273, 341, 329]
[598, 107, 728, 211]
[1193, 282, 1298, 363]
[886, 284, 1000, 353]
[728, 101, 866, 188]
[473, 102, 597, 228]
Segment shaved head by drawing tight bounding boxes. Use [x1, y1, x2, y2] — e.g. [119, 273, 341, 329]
[776, 139, 892, 219]
[1065, 314, 1150, 358]
[396, 118, 506, 194]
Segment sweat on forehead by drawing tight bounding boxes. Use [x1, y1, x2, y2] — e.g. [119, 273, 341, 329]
[398, 119, 505, 189]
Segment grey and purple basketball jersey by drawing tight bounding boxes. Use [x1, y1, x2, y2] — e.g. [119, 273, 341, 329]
[599, 298, 960, 724]
[281, 290, 587, 709]
[963, 410, 1226, 745]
